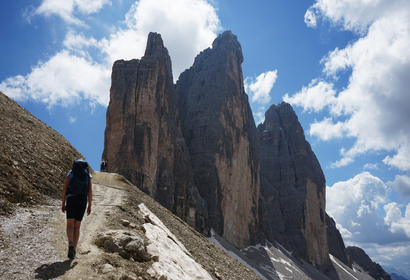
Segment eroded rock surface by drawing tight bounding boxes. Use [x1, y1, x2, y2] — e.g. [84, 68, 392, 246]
[346, 246, 392, 280]
[326, 213, 351, 267]
[102, 33, 206, 233]
[258, 102, 328, 268]
[176, 31, 261, 248]
[96, 230, 151, 262]
[0, 91, 83, 215]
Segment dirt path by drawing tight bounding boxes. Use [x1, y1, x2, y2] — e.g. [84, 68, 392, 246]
[0, 172, 130, 280]
[51, 172, 131, 279]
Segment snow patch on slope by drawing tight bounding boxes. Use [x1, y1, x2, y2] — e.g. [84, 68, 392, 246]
[208, 229, 269, 280]
[138, 203, 213, 280]
[330, 254, 359, 280]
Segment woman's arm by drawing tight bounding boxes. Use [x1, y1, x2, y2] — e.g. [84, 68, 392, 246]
[87, 178, 93, 215]
[61, 176, 70, 213]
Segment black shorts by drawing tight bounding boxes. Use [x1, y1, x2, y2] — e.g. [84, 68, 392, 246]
[66, 195, 88, 221]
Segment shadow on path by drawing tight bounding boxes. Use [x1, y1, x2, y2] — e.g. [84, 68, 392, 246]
[35, 259, 77, 279]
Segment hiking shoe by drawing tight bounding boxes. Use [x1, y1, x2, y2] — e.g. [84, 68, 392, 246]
[72, 251, 76, 259]
[68, 242, 75, 259]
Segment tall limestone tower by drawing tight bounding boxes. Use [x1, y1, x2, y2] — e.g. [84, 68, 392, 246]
[258, 102, 329, 268]
[176, 31, 261, 248]
[102, 32, 207, 233]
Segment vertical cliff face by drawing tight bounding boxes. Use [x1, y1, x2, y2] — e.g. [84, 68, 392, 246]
[258, 102, 329, 268]
[102, 32, 206, 232]
[346, 246, 392, 280]
[102, 31, 351, 265]
[176, 31, 261, 248]
[326, 213, 351, 267]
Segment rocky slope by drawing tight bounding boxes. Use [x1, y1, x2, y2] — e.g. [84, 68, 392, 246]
[346, 246, 392, 280]
[0, 91, 83, 215]
[176, 31, 261, 248]
[102, 32, 207, 233]
[326, 213, 351, 267]
[257, 102, 329, 269]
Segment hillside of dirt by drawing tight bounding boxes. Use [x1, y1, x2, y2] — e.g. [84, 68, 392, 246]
[0, 91, 83, 215]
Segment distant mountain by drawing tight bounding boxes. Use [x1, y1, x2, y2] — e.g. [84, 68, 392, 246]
[391, 272, 408, 280]
[385, 266, 410, 280]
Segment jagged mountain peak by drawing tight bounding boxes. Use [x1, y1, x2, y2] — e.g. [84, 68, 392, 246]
[144, 32, 168, 57]
[211, 30, 243, 62]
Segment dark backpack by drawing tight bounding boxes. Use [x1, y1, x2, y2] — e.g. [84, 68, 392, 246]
[68, 159, 90, 196]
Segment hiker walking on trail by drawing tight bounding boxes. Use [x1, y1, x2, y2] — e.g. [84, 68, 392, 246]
[100, 159, 108, 172]
[61, 158, 93, 259]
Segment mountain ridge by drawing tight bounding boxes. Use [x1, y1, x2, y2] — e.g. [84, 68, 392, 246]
[0, 30, 394, 279]
[103, 30, 336, 269]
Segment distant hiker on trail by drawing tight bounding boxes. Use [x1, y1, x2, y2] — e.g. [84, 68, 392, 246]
[61, 158, 93, 259]
[100, 159, 108, 172]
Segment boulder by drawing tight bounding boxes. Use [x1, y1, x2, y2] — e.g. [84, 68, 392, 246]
[96, 230, 151, 262]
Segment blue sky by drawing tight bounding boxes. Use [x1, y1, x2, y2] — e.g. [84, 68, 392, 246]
[1, 0, 410, 274]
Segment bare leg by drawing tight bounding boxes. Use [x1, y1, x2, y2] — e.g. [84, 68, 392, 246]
[73, 220, 82, 251]
[66, 219, 75, 244]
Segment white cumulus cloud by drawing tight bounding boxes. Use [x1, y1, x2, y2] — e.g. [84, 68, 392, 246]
[387, 175, 410, 199]
[1, 0, 221, 109]
[34, 0, 111, 26]
[0, 51, 111, 107]
[283, 79, 337, 113]
[100, 0, 221, 77]
[304, 8, 317, 28]
[384, 202, 410, 237]
[286, 0, 410, 170]
[306, 0, 409, 34]
[245, 71, 277, 125]
[326, 172, 410, 244]
[245, 70, 277, 104]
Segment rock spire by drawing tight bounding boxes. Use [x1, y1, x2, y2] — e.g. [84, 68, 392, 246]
[258, 102, 329, 268]
[102, 32, 207, 232]
[176, 31, 261, 248]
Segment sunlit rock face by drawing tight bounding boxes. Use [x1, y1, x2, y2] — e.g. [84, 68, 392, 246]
[258, 102, 329, 268]
[176, 31, 261, 248]
[102, 32, 207, 233]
